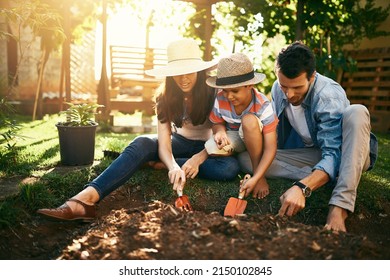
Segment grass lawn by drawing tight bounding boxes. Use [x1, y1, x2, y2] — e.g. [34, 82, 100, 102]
[0, 114, 389, 229]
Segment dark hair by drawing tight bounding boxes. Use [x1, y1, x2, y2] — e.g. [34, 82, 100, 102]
[155, 70, 215, 128]
[276, 41, 316, 80]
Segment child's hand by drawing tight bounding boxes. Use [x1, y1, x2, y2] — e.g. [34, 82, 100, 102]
[240, 177, 270, 199]
[239, 175, 255, 197]
[214, 131, 230, 150]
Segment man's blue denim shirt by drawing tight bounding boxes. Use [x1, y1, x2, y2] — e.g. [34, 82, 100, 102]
[271, 73, 378, 182]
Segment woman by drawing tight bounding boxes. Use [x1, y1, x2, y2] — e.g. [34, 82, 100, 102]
[37, 38, 240, 221]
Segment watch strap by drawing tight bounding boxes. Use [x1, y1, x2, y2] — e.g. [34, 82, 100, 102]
[292, 181, 312, 197]
[292, 181, 307, 189]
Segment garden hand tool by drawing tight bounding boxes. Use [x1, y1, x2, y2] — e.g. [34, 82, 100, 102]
[224, 174, 251, 217]
[175, 189, 193, 212]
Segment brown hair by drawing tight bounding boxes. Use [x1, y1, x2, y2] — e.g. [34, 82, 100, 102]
[276, 41, 316, 80]
[154, 70, 215, 128]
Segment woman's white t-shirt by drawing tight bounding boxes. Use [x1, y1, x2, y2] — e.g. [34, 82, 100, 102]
[175, 119, 212, 142]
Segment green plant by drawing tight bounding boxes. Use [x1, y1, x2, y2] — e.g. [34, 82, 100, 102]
[58, 102, 103, 127]
[0, 98, 21, 167]
[0, 200, 22, 228]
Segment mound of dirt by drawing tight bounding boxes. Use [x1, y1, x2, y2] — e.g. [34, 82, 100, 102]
[58, 201, 383, 260]
[1, 187, 387, 260]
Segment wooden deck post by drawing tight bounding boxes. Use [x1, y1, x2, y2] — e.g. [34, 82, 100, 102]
[97, 0, 111, 122]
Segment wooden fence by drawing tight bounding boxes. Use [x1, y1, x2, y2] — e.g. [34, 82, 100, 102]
[340, 47, 390, 133]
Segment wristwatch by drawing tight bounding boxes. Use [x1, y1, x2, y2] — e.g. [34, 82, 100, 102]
[292, 181, 312, 198]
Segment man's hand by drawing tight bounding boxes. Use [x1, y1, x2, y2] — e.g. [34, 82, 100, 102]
[278, 186, 306, 217]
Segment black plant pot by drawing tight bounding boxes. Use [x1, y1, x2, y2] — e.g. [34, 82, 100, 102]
[56, 123, 98, 166]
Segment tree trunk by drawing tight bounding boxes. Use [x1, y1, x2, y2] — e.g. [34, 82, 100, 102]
[295, 0, 304, 41]
[32, 47, 47, 121]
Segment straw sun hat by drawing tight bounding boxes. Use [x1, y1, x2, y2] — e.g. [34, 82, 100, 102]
[206, 53, 265, 89]
[145, 38, 218, 77]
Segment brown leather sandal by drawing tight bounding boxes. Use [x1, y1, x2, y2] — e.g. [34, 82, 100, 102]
[37, 198, 96, 222]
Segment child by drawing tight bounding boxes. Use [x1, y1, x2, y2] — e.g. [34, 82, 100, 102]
[205, 53, 278, 199]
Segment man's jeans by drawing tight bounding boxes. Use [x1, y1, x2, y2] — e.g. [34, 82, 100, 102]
[238, 104, 371, 212]
[88, 133, 240, 201]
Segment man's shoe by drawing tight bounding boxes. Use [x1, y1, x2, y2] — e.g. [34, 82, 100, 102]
[37, 198, 96, 222]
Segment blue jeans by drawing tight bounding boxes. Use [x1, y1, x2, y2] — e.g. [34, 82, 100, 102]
[88, 133, 240, 201]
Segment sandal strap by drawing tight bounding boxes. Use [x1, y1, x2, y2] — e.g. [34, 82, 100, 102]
[68, 198, 96, 217]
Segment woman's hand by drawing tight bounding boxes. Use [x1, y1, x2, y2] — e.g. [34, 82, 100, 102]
[182, 156, 200, 179]
[168, 166, 186, 191]
[157, 121, 186, 191]
[182, 149, 208, 179]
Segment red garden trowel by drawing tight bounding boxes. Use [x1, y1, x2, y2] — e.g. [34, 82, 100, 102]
[175, 189, 193, 212]
[224, 174, 251, 217]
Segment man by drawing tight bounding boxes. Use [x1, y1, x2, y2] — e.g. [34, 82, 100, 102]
[238, 41, 378, 232]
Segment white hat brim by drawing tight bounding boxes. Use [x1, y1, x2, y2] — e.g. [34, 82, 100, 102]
[145, 59, 218, 77]
[206, 73, 266, 88]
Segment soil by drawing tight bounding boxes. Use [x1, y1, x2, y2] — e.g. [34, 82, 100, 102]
[0, 185, 389, 260]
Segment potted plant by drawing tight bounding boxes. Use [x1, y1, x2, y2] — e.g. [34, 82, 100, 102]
[56, 102, 103, 166]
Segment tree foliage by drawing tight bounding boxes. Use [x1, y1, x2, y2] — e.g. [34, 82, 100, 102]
[0, 0, 65, 96]
[185, 0, 389, 93]
[1, 0, 389, 96]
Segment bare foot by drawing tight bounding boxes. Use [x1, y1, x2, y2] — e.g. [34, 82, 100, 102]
[324, 205, 348, 232]
[152, 161, 167, 170]
[146, 161, 167, 170]
[253, 177, 270, 199]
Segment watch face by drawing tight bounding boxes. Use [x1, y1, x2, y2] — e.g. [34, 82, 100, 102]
[303, 187, 312, 197]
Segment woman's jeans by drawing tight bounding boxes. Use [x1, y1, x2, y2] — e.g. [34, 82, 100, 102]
[88, 133, 240, 201]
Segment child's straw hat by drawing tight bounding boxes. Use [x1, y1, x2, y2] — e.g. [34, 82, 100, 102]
[206, 53, 265, 88]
